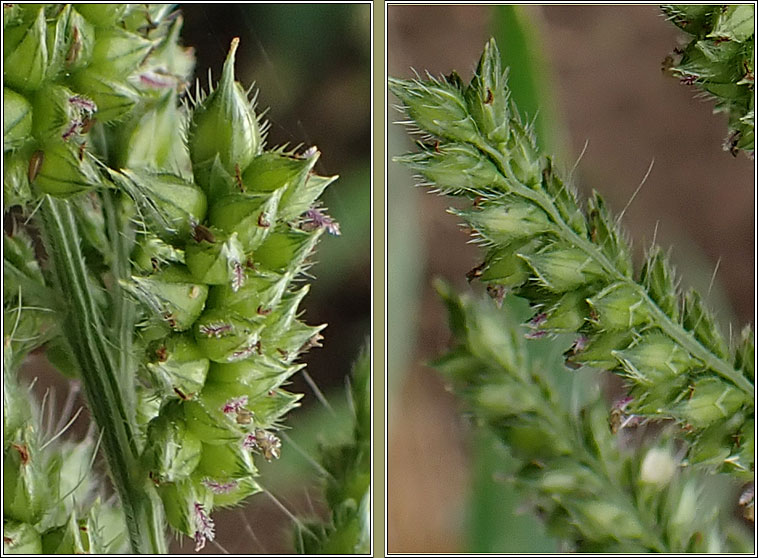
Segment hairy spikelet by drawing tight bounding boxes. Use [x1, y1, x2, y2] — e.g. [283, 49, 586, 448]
[390, 39, 754, 480]
[4, 4, 339, 552]
[661, 4, 755, 156]
[3, 344, 129, 554]
[294, 344, 371, 554]
[433, 283, 752, 552]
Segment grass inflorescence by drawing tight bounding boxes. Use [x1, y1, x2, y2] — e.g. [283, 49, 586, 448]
[390, 37, 754, 539]
[4, 4, 341, 553]
[661, 4, 755, 156]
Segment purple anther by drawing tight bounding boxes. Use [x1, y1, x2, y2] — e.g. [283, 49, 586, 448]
[231, 260, 245, 292]
[242, 432, 258, 451]
[229, 343, 258, 362]
[486, 284, 507, 308]
[242, 429, 281, 461]
[198, 322, 233, 338]
[139, 71, 176, 89]
[528, 313, 548, 327]
[613, 396, 634, 411]
[255, 429, 281, 461]
[202, 478, 238, 494]
[572, 335, 589, 353]
[222, 396, 249, 415]
[525, 330, 547, 340]
[739, 485, 754, 506]
[302, 207, 341, 236]
[302, 146, 318, 158]
[61, 120, 81, 141]
[193, 502, 215, 551]
[69, 95, 97, 114]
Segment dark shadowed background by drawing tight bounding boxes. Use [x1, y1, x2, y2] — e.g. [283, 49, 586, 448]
[18, 3, 371, 554]
[177, 5, 371, 553]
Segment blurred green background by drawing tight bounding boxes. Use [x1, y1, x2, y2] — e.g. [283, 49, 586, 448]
[388, 4, 754, 553]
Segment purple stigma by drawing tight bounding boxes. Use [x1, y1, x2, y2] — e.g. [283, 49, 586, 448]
[302, 208, 341, 236]
[202, 478, 239, 494]
[222, 395, 248, 414]
[192, 502, 215, 551]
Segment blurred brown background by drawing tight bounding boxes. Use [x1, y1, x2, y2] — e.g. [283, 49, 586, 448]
[387, 4, 754, 553]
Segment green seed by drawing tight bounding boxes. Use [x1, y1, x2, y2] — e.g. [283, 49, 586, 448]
[74, 4, 129, 27]
[3, 88, 33, 151]
[156, 479, 212, 540]
[185, 230, 245, 287]
[206, 270, 290, 319]
[114, 169, 207, 241]
[4, 9, 48, 92]
[202, 475, 260, 509]
[30, 84, 85, 143]
[455, 197, 553, 245]
[47, 6, 95, 76]
[388, 75, 481, 145]
[479, 242, 536, 288]
[396, 143, 507, 196]
[711, 5, 755, 43]
[205, 356, 302, 393]
[464, 39, 510, 144]
[520, 245, 605, 293]
[196, 441, 257, 480]
[146, 334, 210, 399]
[143, 400, 203, 482]
[3, 434, 48, 525]
[208, 190, 281, 252]
[678, 377, 747, 428]
[88, 26, 152, 78]
[4, 151, 33, 207]
[258, 294, 323, 360]
[182, 400, 241, 446]
[576, 500, 646, 542]
[40, 513, 87, 554]
[254, 228, 322, 273]
[30, 140, 101, 195]
[587, 283, 651, 331]
[189, 38, 261, 190]
[69, 68, 139, 123]
[131, 235, 185, 274]
[126, 265, 209, 332]
[193, 307, 263, 363]
[114, 91, 192, 176]
[532, 290, 590, 333]
[567, 330, 635, 370]
[613, 333, 698, 384]
[3, 521, 42, 554]
[241, 150, 313, 193]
